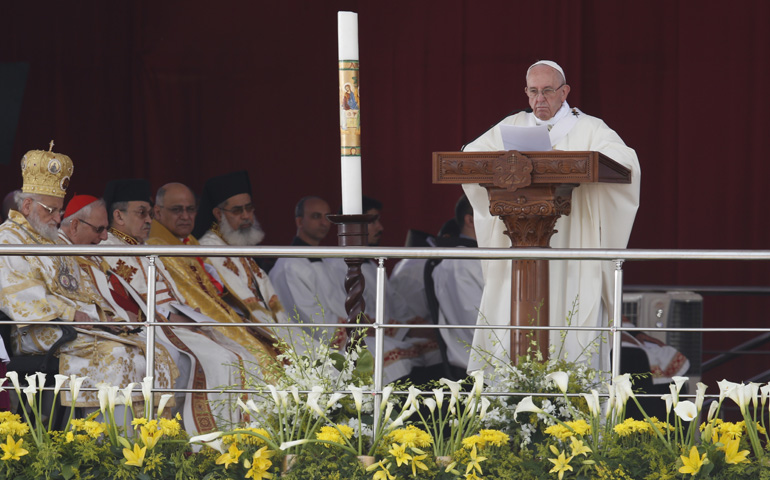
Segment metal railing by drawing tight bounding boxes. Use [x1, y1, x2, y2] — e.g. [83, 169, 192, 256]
[2, 244, 770, 409]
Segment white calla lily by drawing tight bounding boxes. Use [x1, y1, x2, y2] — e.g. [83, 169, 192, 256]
[669, 384, 679, 408]
[306, 386, 325, 416]
[97, 383, 109, 414]
[326, 392, 345, 409]
[120, 383, 136, 406]
[707, 400, 719, 421]
[380, 385, 392, 409]
[582, 390, 601, 416]
[141, 376, 154, 406]
[513, 396, 543, 419]
[546, 371, 570, 394]
[672, 376, 688, 394]
[280, 439, 310, 450]
[349, 384, 363, 411]
[5, 371, 20, 394]
[470, 370, 484, 396]
[423, 398, 436, 413]
[157, 394, 173, 417]
[267, 385, 280, 405]
[53, 374, 69, 396]
[695, 382, 707, 411]
[613, 374, 634, 406]
[605, 384, 616, 419]
[34, 372, 46, 390]
[70, 375, 87, 401]
[433, 389, 445, 409]
[439, 378, 462, 400]
[290, 385, 300, 405]
[404, 386, 421, 411]
[717, 379, 738, 403]
[479, 397, 491, 419]
[749, 382, 760, 410]
[674, 400, 698, 422]
[760, 384, 770, 407]
[22, 383, 37, 406]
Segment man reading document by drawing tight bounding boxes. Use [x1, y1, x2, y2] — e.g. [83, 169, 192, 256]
[462, 60, 641, 372]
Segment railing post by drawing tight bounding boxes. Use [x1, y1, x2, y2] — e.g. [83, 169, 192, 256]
[373, 257, 386, 442]
[146, 255, 158, 418]
[611, 259, 624, 382]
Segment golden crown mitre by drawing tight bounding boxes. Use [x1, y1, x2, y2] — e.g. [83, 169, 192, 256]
[20, 141, 74, 198]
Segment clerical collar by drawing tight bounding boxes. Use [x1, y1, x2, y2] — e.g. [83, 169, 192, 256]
[530, 101, 571, 128]
[291, 236, 323, 262]
[109, 227, 140, 245]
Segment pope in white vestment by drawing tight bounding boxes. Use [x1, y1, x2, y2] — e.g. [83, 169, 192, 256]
[463, 61, 641, 372]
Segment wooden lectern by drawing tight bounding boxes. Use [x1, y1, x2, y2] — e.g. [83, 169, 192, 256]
[432, 150, 632, 361]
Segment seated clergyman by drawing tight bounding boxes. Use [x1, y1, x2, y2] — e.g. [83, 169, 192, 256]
[0, 146, 178, 414]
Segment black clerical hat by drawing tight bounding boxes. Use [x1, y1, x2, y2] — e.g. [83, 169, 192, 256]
[192, 171, 252, 238]
[103, 178, 152, 210]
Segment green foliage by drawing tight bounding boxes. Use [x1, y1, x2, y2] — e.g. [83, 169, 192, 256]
[280, 446, 367, 480]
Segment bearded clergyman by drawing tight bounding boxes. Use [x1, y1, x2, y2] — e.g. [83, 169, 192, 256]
[0, 145, 178, 413]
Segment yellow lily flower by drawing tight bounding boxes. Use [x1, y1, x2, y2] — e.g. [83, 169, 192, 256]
[679, 446, 707, 476]
[0, 435, 29, 461]
[410, 450, 429, 477]
[123, 443, 147, 468]
[569, 437, 592, 457]
[548, 445, 574, 480]
[216, 443, 244, 470]
[722, 438, 750, 465]
[389, 443, 412, 467]
[139, 425, 163, 450]
[465, 445, 487, 475]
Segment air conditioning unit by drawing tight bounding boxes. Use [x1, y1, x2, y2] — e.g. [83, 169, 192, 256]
[622, 291, 703, 387]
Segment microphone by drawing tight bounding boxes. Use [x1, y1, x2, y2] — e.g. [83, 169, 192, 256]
[461, 108, 532, 151]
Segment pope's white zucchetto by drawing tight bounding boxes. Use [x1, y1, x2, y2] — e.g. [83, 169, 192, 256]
[527, 60, 566, 83]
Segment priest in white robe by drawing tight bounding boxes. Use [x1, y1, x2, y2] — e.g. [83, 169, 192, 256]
[270, 196, 439, 384]
[463, 60, 641, 373]
[100, 178, 261, 433]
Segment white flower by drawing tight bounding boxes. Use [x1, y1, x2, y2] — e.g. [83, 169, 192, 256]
[479, 397, 491, 420]
[141, 376, 154, 406]
[668, 384, 679, 408]
[470, 370, 485, 396]
[605, 384, 616, 419]
[671, 376, 688, 396]
[97, 383, 109, 414]
[34, 372, 46, 390]
[53, 374, 69, 396]
[120, 383, 136, 407]
[5, 371, 20, 394]
[306, 386, 325, 416]
[106, 385, 119, 412]
[546, 371, 569, 394]
[290, 385, 300, 405]
[267, 385, 280, 405]
[326, 392, 345, 409]
[613, 374, 634, 406]
[70, 375, 87, 401]
[728, 383, 751, 413]
[22, 383, 37, 406]
[423, 397, 436, 413]
[707, 400, 719, 421]
[718, 379, 738, 403]
[514, 396, 543, 419]
[674, 400, 698, 422]
[433, 389, 445, 410]
[157, 394, 173, 417]
[761, 384, 770, 407]
[404, 386, 421, 411]
[189, 431, 223, 443]
[581, 390, 601, 416]
[380, 385, 392, 409]
[749, 382, 760, 410]
[695, 382, 707, 411]
[348, 384, 363, 411]
[439, 378, 462, 400]
[383, 402, 394, 421]
[280, 439, 310, 450]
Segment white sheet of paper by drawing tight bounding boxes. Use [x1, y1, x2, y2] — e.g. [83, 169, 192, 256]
[499, 124, 552, 151]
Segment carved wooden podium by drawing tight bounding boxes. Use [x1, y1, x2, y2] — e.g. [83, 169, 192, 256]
[432, 150, 632, 361]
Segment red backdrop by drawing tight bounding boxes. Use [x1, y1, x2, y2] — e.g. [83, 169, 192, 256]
[2, 0, 769, 382]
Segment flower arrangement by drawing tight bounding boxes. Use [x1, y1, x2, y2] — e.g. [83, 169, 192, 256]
[5, 345, 770, 479]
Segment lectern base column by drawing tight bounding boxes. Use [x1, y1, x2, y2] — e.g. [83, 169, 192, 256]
[511, 258, 550, 363]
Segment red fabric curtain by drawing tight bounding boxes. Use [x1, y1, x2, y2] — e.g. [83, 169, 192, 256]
[2, 1, 770, 381]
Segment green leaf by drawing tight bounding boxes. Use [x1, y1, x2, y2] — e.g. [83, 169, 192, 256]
[330, 352, 346, 372]
[116, 436, 131, 449]
[61, 464, 75, 480]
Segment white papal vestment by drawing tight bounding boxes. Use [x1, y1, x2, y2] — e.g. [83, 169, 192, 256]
[463, 105, 640, 372]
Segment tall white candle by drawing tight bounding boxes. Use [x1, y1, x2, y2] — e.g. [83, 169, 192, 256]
[338, 11, 363, 214]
